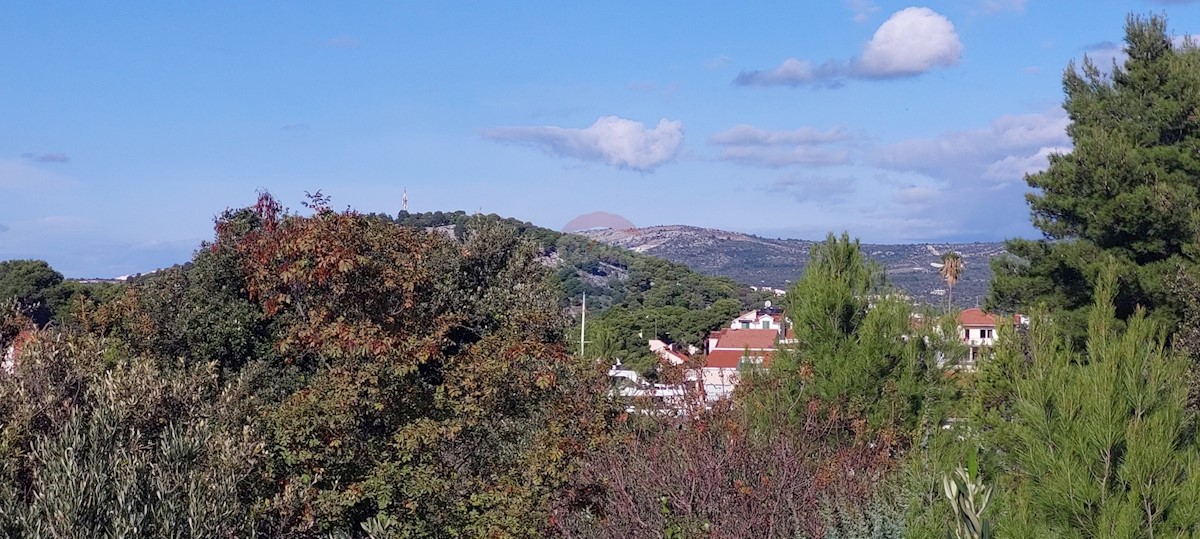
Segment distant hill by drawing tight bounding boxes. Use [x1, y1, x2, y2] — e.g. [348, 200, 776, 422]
[577, 225, 1007, 308]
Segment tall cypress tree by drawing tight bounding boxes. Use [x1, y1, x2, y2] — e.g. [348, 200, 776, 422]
[987, 14, 1200, 341]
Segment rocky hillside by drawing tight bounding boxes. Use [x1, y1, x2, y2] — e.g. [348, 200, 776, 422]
[577, 225, 1008, 308]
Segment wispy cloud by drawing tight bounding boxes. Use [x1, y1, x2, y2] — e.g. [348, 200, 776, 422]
[875, 110, 1070, 188]
[980, 0, 1027, 14]
[37, 215, 92, 230]
[704, 55, 732, 70]
[0, 159, 70, 190]
[710, 125, 853, 167]
[319, 35, 362, 49]
[21, 152, 70, 163]
[710, 125, 850, 146]
[735, 7, 962, 87]
[844, 0, 880, 23]
[763, 174, 856, 203]
[481, 116, 684, 172]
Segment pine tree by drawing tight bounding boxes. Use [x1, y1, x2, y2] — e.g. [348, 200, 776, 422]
[982, 265, 1200, 536]
[757, 233, 954, 437]
[988, 14, 1200, 340]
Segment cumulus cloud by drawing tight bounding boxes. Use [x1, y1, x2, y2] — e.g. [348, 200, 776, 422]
[710, 125, 853, 167]
[876, 110, 1070, 187]
[854, 8, 963, 77]
[481, 116, 684, 172]
[735, 7, 961, 87]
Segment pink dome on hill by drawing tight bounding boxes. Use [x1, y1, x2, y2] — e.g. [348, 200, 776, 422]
[562, 212, 636, 232]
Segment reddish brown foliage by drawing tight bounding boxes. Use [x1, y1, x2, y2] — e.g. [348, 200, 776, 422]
[551, 402, 897, 539]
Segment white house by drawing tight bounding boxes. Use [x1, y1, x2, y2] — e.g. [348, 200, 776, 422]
[700, 327, 780, 400]
[729, 308, 785, 331]
[958, 308, 1028, 365]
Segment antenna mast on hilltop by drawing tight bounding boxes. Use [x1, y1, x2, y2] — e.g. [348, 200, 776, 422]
[402, 188, 408, 212]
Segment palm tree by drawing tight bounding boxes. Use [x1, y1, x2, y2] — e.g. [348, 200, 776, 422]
[938, 251, 963, 310]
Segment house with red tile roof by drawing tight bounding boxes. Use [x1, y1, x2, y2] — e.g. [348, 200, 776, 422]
[958, 307, 1027, 366]
[699, 326, 782, 400]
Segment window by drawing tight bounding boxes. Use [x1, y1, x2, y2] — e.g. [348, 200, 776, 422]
[982, 329, 993, 339]
[762, 320, 771, 329]
[964, 328, 970, 340]
[738, 355, 764, 369]
[740, 321, 750, 329]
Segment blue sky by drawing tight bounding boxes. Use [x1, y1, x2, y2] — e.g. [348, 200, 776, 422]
[2, 1, 1198, 277]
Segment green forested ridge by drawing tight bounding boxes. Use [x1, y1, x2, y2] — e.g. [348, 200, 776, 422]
[388, 209, 775, 371]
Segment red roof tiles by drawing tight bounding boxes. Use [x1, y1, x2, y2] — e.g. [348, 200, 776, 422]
[958, 308, 996, 327]
[704, 349, 773, 369]
[710, 328, 778, 351]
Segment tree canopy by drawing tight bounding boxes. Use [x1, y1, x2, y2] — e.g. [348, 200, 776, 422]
[988, 14, 1200, 340]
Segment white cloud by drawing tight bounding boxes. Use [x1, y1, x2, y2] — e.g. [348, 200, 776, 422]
[876, 110, 1070, 185]
[710, 125, 853, 167]
[1083, 41, 1126, 71]
[984, 146, 1070, 181]
[734, 58, 845, 87]
[735, 7, 961, 87]
[481, 116, 684, 172]
[854, 7, 963, 77]
[1173, 34, 1199, 48]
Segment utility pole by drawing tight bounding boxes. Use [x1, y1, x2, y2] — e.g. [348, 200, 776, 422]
[401, 188, 408, 212]
[579, 292, 587, 357]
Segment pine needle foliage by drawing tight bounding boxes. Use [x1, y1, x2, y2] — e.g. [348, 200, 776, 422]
[980, 265, 1200, 537]
[759, 233, 955, 438]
